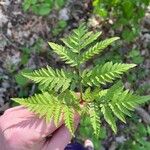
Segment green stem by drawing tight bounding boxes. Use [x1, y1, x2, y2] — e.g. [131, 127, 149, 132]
[77, 52, 83, 101]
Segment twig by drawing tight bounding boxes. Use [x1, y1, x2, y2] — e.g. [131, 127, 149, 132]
[0, 103, 9, 113]
[136, 107, 150, 125]
[30, 84, 36, 96]
[109, 142, 117, 150]
[0, 27, 21, 50]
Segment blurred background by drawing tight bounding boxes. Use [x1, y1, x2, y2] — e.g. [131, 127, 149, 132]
[0, 0, 150, 149]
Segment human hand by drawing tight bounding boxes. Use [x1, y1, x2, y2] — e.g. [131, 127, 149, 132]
[0, 106, 80, 150]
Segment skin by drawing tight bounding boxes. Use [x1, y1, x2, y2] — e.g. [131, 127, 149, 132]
[0, 106, 80, 150]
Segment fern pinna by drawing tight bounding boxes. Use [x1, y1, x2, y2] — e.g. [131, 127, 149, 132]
[12, 23, 150, 136]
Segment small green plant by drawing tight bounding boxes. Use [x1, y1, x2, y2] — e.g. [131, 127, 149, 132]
[52, 20, 67, 36]
[20, 38, 46, 65]
[23, 0, 66, 16]
[14, 69, 33, 99]
[15, 69, 32, 87]
[12, 24, 150, 136]
[118, 119, 150, 150]
[128, 49, 144, 64]
[93, 0, 150, 42]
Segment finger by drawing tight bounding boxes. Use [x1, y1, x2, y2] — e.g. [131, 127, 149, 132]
[3, 106, 30, 117]
[41, 112, 80, 138]
[4, 106, 23, 112]
[43, 125, 72, 150]
[1, 107, 79, 139]
[41, 119, 64, 137]
[0, 107, 64, 137]
[43, 116, 80, 150]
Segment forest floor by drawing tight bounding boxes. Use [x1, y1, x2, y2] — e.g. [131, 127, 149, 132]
[0, 0, 150, 149]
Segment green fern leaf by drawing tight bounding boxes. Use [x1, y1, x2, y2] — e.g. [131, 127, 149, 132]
[22, 66, 76, 92]
[89, 104, 101, 136]
[12, 24, 150, 137]
[63, 106, 75, 135]
[131, 95, 150, 105]
[80, 37, 120, 64]
[48, 42, 78, 66]
[101, 105, 117, 133]
[99, 82, 150, 130]
[82, 62, 136, 86]
[116, 103, 131, 117]
[109, 103, 126, 123]
[61, 24, 101, 54]
[61, 23, 88, 53]
[12, 92, 56, 123]
[54, 104, 62, 126]
[12, 91, 80, 130]
[105, 83, 132, 117]
[80, 32, 102, 50]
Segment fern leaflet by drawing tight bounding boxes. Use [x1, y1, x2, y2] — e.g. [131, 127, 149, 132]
[48, 42, 78, 66]
[88, 104, 101, 136]
[82, 62, 136, 86]
[80, 37, 120, 64]
[63, 106, 75, 135]
[12, 92, 79, 135]
[96, 82, 150, 132]
[101, 105, 117, 133]
[22, 66, 76, 92]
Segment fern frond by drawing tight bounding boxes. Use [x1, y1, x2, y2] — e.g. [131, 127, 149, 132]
[48, 42, 78, 66]
[22, 66, 76, 92]
[80, 37, 120, 64]
[108, 103, 126, 123]
[12, 92, 57, 123]
[98, 82, 150, 132]
[61, 23, 88, 53]
[80, 32, 102, 50]
[63, 106, 75, 135]
[108, 90, 145, 121]
[82, 62, 136, 86]
[61, 24, 101, 53]
[131, 95, 150, 105]
[88, 104, 101, 136]
[54, 104, 62, 126]
[101, 105, 117, 133]
[12, 24, 150, 137]
[12, 91, 80, 134]
[103, 83, 134, 116]
[116, 103, 131, 117]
